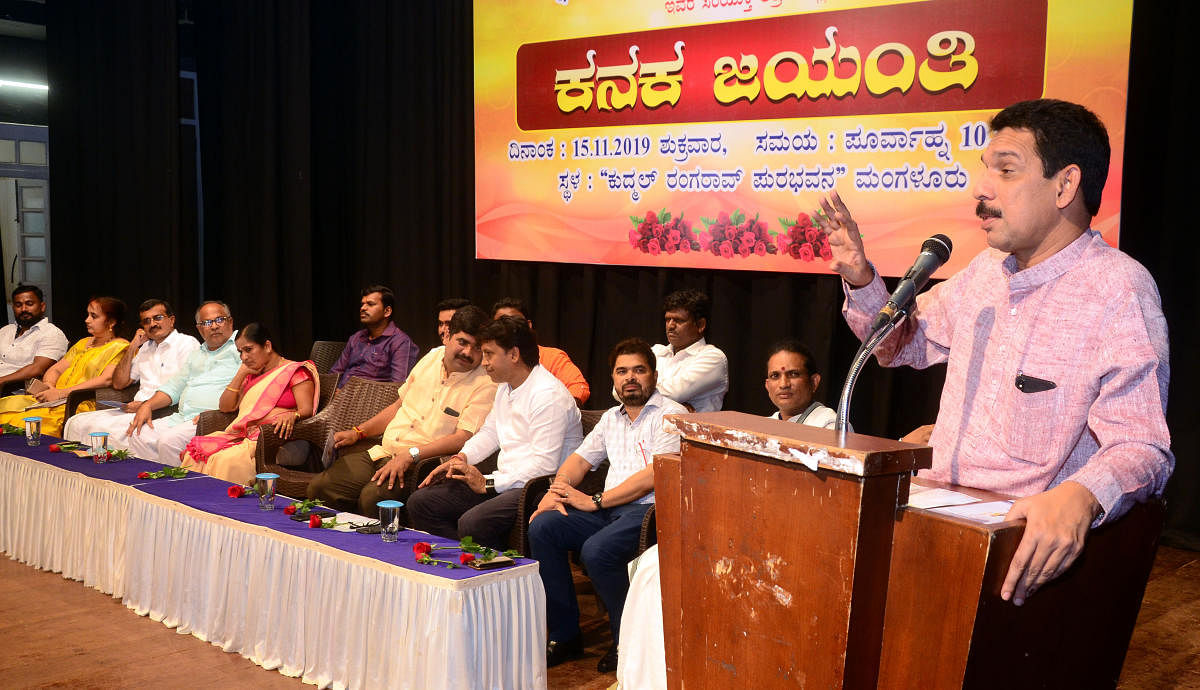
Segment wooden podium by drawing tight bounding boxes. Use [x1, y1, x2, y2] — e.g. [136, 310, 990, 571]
[656, 412, 1163, 689]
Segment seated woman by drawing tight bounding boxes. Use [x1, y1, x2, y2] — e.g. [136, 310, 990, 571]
[0, 297, 129, 437]
[180, 323, 317, 485]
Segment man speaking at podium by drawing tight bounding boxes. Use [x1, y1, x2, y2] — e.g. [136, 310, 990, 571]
[819, 99, 1172, 607]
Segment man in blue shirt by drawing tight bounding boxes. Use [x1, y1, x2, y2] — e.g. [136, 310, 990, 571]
[124, 301, 241, 466]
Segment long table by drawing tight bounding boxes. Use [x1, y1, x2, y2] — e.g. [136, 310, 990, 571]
[0, 436, 547, 689]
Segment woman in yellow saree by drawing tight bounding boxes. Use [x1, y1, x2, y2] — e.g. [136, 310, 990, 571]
[180, 323, 317, 485]
[0, 297, 129, 437]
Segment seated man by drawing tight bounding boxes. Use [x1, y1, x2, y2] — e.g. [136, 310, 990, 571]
[407, 316, 582, 549]
[306, 306, 497, 515]
[64, 299, 200, 447]
[491, 297, 590, 405]
[764, 339, 837, 429]
[650, 288, 728, 412]
[123, 301, 241, 465]
[0, 284, 68, 390]
[435, 297, 471, 346]
[529, 338, 686, 673]
[330, 285, 419, 387]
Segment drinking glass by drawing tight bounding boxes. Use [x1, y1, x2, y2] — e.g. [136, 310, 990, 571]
[88, 432, 109, 463]
[377, 500, 403, 542]
[255, 472, 279, 510]
[23, 417, 41, 447]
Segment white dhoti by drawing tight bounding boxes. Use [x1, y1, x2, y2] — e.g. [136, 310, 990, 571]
[617, 544, 666, 690]
[123, 417, 199, 467]
[63, 409, 138, 449]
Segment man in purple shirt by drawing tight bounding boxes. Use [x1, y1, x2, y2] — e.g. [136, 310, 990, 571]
[819, 99, 1172, 607]
[330, 285, 419, 387]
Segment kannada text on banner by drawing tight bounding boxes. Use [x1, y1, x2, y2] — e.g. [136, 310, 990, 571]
[474, 0, 1132, 277]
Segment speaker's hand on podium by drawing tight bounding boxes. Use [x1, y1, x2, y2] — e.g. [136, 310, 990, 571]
[1000, 480, 1102, 606]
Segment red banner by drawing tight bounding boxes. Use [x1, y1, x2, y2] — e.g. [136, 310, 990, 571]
[516, 0, 1047, 131]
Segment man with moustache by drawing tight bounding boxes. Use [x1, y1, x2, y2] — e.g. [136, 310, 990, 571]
[408, 316, 583, 549]
[0, 285, 68, 389]
[818, 99, 1172, 607]
[122, 301, 242, 465]
[529, 338, 687, 673]
[763, 339, 838, 429]
[329, 285, 418, 387]
[306, 305, 497, 516]
[491, 297, 590, 405]
[651, 289, 727, 412]
[64, 299, 199, 446]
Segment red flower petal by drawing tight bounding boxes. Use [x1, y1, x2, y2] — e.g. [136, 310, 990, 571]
[283, 504, 297, 515]
[460, 553, 476, 564]
[308, 514, 323, 528]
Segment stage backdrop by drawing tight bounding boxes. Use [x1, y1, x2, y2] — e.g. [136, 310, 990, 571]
[474, 0, 1132, 278]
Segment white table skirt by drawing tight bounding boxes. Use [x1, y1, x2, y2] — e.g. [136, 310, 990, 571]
[0, 451, 547, 689]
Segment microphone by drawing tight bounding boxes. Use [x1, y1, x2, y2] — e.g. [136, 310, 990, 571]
[869, 234, 953, 332]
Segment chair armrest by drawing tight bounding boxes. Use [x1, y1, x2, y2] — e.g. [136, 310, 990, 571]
[196, 410, 237, 436]
[638, 504, 657, 554]
[513, 473, 556, 556]
[64, 389, 97, 423]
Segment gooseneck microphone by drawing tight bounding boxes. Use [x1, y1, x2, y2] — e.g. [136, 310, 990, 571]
[869, 234, 953, 332]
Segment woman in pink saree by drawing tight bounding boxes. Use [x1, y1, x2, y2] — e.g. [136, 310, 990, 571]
[181, 323, 317, 485]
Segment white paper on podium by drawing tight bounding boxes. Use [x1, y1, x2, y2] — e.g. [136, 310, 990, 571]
[930, 500, 1014, 524]
[907, 487, 981, 510]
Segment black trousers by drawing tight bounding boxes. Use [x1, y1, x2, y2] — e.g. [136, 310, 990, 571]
[406, 479, 522, 550]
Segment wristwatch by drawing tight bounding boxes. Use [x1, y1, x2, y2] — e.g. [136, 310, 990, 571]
[484, 475, 498, 496]
[408, 447, 420, 463]
[592, 492, 604, 510]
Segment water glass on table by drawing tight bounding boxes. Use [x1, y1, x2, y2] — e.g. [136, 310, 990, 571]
[377, 500, 403, 543]
[255, 472, 279, 510]
[88, 432, 109, 463]
[23, 417, 41, 447]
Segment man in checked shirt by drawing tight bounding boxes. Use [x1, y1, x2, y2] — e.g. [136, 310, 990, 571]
[818, 99, 1172, 607]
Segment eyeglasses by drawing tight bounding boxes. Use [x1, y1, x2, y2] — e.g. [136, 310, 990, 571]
[196, 316, 231, 328]
[140, 314, 169, 326]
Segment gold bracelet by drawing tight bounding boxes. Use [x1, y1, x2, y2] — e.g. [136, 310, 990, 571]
[224, 385, 240, 393]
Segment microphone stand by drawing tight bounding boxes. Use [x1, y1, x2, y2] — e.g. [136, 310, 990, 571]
[835, 313, 905, 447]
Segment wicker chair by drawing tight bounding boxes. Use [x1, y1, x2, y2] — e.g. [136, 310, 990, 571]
[196, 409, 237, 436]
[59, 382, 184, 424]
[255, 376, 401, 500]
[309, 341, 347, 375]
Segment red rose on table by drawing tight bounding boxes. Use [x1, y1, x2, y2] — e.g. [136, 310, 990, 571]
[48, 444, 61, 452]
[798, 243, 815, 261]
[137, 472, 151, 479]
[283, 504, 297, 515]
[460, 553, 476, 565]
[227, 485, 245, 498]
[413, 542, 432, 557]
[308, 514, 323, 528]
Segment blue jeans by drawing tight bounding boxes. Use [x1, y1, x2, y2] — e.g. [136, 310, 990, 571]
[528, 502, 651, 644]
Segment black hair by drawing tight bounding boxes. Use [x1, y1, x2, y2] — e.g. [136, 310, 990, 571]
[662, 288, 711, 326]
[447, 305, 490, 340]
[435, 297, 471, 314]
[238, 322, 273, 347]
[362, 285, 396, 313]
[479, 315, 540, 368]
[608, 337, 656, 373]
[12, 284, 43, 302]
[138, 298, 174, 317]
[490, 297, 528, 320]
[89, 296, 127, 333]
[766, 339, 819, 378]
[990, 99, 1110, 216]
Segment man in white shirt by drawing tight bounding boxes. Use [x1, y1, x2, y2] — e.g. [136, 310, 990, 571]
[0, 285, 68, 389]
[409, 315, 583, 549]
[651, 289, 727, 412]
[530, 338, 687, 673]
[64, 299, 199, 448]
[764, 339, 837, 429]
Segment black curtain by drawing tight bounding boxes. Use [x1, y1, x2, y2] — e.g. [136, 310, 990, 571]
[192, 0, 313, 359]
[46, 1, 1198, 543]
[46, 0, 182, 339]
